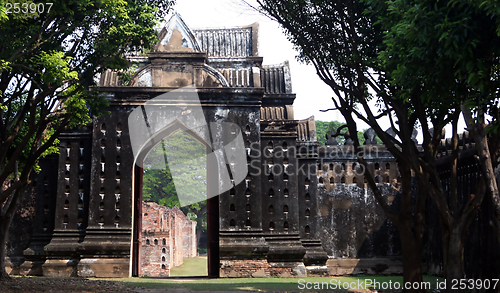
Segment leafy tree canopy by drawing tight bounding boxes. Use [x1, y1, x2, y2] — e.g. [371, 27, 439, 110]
[0, 0, 175, 279]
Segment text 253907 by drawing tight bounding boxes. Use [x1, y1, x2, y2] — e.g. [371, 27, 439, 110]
[5, 3, 53, 14]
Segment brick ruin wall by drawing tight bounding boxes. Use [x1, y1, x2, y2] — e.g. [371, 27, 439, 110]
[140, 202, 197, 277]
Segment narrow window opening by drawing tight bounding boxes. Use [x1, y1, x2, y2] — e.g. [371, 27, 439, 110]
[282, 142, 288, 151]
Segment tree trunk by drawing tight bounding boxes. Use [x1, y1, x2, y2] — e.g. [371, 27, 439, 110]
[476, 133, 500, 231]
[398, 218, 426, 293]
[397, 164, 426, 293]
[443, 224, 465, 293]
[0, 213, 13, 280]
[462, 106, 500, 242]
[194, 205, 207, 252]
[196, 227, 203, 252]
[0, 182, 26, 280]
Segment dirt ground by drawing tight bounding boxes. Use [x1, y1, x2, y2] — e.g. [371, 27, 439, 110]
[0, 276, 258, 293]
[0, 276, 138, 293]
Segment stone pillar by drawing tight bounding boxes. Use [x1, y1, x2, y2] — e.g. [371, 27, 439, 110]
[218, 107, 270, 278]
[42, 128, 92, 277]
[22, 154, 59, 275]
[297, 142, 328, 275]
[260, 121, 306, 277]
[78, 109, 133, 278]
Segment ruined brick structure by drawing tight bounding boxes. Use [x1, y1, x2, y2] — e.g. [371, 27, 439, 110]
[6, 13, 499, 280]
[140, 202, 196, 277]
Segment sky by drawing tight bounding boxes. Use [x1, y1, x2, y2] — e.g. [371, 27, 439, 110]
[173, 0, 343, 123]
[172, 0, 466, 139]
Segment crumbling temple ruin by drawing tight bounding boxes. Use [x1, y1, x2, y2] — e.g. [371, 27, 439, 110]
[6, 13, 498, 280]
[141, 202, 196, 277]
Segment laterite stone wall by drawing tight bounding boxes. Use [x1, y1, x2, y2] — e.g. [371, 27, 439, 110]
[140, 202, 196, 277]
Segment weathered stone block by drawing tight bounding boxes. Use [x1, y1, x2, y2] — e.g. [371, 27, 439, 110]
[42, 259, 78, 277]
[326, 258, 403, 276]
[220, 259, 270, 278]
[77, 258, 129, 278]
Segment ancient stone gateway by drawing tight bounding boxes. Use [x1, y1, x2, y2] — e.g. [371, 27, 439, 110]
[17, 13, 409, 278]
[9, 12, 500, 280]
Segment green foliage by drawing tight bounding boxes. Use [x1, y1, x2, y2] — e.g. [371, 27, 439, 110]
[142, 130, 207, 236]
[368, 0, 500, 121]
[316, 120, 381, 145]
[118, 63, 139, 86]
[33, 128, 60, 173]
[316, 121, 347, 145]
[31, 51, 78, 86]
[0, 0, 175, 177]
[0, 0, 175, 277]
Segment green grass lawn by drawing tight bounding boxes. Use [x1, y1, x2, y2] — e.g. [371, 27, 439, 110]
[115, 275, 444, 292]
[170, 256, 208, 277]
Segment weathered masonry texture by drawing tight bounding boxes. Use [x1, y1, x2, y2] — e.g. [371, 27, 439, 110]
[141, 202, 196, 277]
[6, 13, 499, 280]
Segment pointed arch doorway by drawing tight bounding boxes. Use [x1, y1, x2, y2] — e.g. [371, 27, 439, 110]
[131, 120, 219, 277]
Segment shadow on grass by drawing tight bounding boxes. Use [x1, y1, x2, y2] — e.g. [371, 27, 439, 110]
[117, 276, 444, 292]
